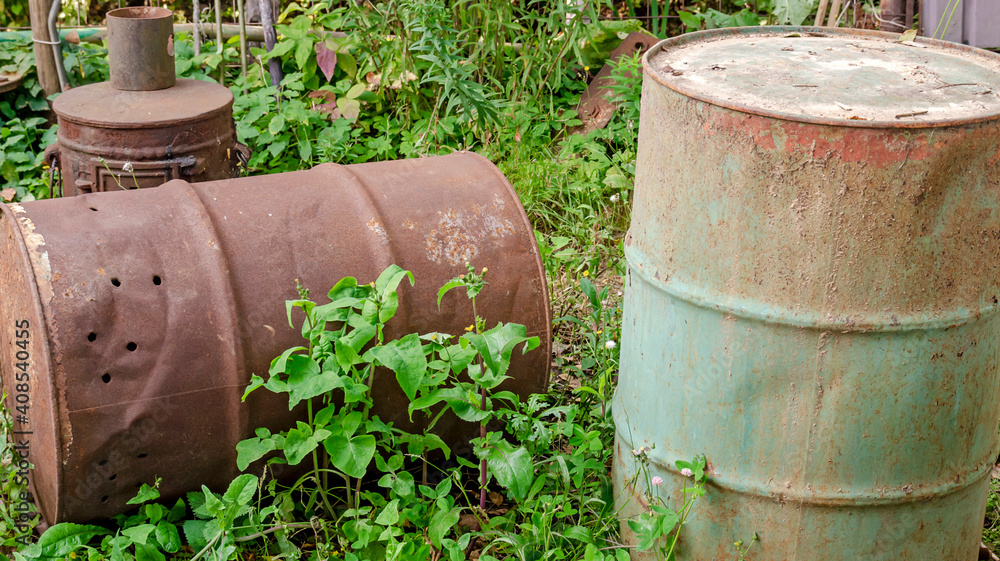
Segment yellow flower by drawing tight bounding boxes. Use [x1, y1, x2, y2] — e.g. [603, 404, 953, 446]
[430, 333, 437, 341]
[582, 270, 590, 277]
[465, 325, 475, 332]
[584, 66, 590, 71]
[596, 330, 603, 335]
[482, 267, 488, 273]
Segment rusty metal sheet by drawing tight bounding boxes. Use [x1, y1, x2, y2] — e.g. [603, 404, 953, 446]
[0, 152, 551, 524]
[615, 27, 1000, 560]
[572, 31, 659, 136]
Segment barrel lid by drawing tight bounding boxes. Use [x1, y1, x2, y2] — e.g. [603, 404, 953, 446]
[645, 27, 1000, 128]
[52, 78, 233, 128]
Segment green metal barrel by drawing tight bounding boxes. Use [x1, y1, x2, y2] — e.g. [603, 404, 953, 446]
[614, 27, 1000, 560]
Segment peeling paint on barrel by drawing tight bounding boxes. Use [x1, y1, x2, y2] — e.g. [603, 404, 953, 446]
[615, 27, 1000, 560]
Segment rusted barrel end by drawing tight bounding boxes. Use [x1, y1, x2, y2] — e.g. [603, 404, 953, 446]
[107, 7, 175, 91]
[1, 152, 551, 524]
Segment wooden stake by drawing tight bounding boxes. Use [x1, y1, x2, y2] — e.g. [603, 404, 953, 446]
[826, 0, 844, 27]
[28, 0, 59, 98]
[814, 0, 830, 26]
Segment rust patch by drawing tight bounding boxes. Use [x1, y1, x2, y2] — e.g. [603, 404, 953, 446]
[367, 218, 389, 245]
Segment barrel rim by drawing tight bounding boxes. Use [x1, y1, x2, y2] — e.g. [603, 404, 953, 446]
[106, 6, 173, 20]
[467, 150, 553, 385]
[0, 202, 62, 524]
[51, 79, 234, 129]
[643, 26, 1000, 129]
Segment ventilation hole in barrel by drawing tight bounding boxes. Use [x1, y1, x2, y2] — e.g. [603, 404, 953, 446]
[152, 275, 161, 286]
[126, 342, 137, 352]
[89, 207, 98, 212]
[109, 474, 117, 481]
[101, 495, 109, 503]
[87, 332, 97, 342]
[136, 453, 148, 459]
[101, 373, 111, 383]
[111, 278, 121, 287]
[98, 460, 108, 467]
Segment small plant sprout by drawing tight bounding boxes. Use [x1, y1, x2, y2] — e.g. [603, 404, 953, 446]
[97, 157, 140, 190]
[627, 452, 710, 559]
[434, 261, 540, 513]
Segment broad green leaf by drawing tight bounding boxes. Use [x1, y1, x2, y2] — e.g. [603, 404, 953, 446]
[464, 323, 539, 386]
[135, 543, 166, 561]
[346, 82, 368, 100]
[337, 97, 361, 121]
[374, 499, 400, 525]
[155, 520, 182, 553]
[144, 503, 166, 524]
[371, 333, 427, 400]
[342, 321, 377, 353]
[284, 422, 331, 465]
[339, 410, 364, 437]
[242, 373, 265, 402]
[223, 473, 260, 507]
[294, 37, 315, 70]
[327, 276, 361, 301]
[121, 524, 155, 546]
[334, 339, 364, 371]
[771, 0, 818, 25]
[167, 498, 186, 523]
[314, 403, 338, 428]
[337, 52, 358, 79]
[374, 265, 413, 299]
[580, 277, 600, 312]
[26, 523, 108, 558]
[436, 279, 466, 308]
[128, 482, 161, 505]
[324, 433, 376, 478]
[182, 519, 209, 550]
[677, 10, 701, 30]
[486, 444, 533, 502]
[378, 470, 415, 499]
[202, 485, 225, 518]
[428, 506, 461, 548]
[269, 114, 287, 136]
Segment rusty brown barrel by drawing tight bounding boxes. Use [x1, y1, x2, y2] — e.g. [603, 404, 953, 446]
[0, 152, 551, 524]
[614, 27, 1000, 559]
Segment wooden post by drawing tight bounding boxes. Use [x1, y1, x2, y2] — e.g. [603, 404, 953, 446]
[28, 0, 60, 98]
[815, 0, 831, 26]
[881, 0, 908, 32]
